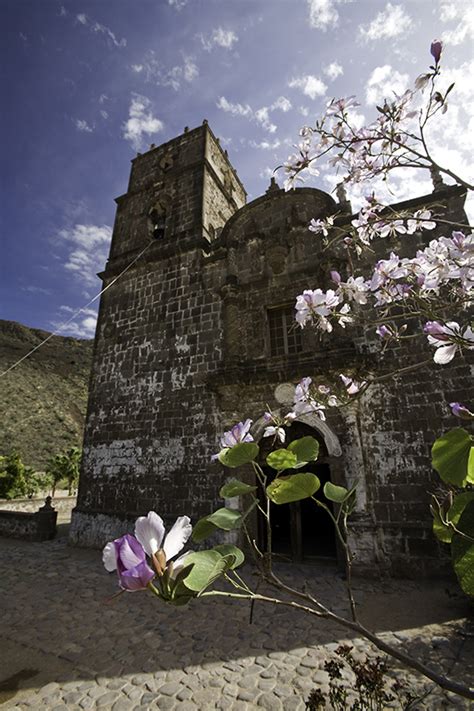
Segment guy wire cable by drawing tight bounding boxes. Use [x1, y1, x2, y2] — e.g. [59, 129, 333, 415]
[0, 239, 155, 378]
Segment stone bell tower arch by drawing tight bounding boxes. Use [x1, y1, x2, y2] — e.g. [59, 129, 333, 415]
[70, 122, 246, 546]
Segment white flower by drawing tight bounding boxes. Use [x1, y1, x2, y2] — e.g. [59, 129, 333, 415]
[263, 426, 286, 443]
[135, 511, 192, 562]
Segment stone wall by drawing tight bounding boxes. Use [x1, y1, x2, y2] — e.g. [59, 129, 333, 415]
[0, 501, 57, 541]
[71, 124, 244, 547]
[72, 122, 472, 577]
[0, 496, 75, 518]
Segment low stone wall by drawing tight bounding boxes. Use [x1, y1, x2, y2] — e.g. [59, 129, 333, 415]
[0, 496, 76, 518]
[0, 498, 58, 541]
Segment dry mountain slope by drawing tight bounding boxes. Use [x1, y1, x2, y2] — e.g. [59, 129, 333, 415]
[0, 320, 93, 469]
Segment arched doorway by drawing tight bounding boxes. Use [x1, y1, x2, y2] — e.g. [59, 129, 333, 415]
[257, 421, 337, 562]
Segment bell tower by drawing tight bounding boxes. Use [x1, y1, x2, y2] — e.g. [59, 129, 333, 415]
[70, 122, 246, 546]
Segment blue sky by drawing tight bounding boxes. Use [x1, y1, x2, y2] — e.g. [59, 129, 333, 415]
[2, 0, 473, 338]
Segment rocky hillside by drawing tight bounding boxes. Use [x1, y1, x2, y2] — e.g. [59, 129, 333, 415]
[0, 320, 93, 469]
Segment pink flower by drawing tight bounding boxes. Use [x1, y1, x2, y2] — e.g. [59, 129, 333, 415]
[340, 374, 367, 396]
[449, 402, 474, 420]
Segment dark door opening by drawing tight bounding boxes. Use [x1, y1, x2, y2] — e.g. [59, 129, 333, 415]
[257, 425, 337, 562]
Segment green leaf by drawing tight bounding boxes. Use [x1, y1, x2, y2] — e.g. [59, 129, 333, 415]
[266, 473, 320, 504]
[180, 550, 234, 593]
[432, 503, 452, 544]
[431, 428, 474, 487]
[451, 499, 474, 598]
[343, 488, 357, 515]
[219, 479, 257, 498]
[217, 442, 259, 468]
[207, 507, 242, 530]
[213, 544, 245, 569]
[191, 517, 218, 543]
[434, 492, 474, 544]
[288, 436, 319, 463]
[266, 448, 298, 472]
[324, 481, 349, 503]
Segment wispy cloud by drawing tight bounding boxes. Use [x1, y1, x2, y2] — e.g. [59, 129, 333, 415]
[217, 95, 291, 133]
[247, 139, 281, 150]
[74, 12, 127, 48]
[359, 3, 412, 43]
[53, 306, 98, 339]
[288, 75, 327, 100]
[123, 94, 164, 149]
[200, 27, 238, 51]
[307, 0, 341, 31]
[439, 2, 474, 45]
[365, 65, 409, 105]
[58, 224, 112, 290]
[131, 52, 198, 91]
[324, 62, 343, 81]
[74, 118, 94, 133]
[168, 0, 188, 9]
[22, 285, 52, 296]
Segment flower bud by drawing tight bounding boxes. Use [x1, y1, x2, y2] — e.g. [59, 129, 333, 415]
[430, 39, 442, 64]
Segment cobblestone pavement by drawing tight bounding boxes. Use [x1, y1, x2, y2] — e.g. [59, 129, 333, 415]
[0, 533, 473, 710]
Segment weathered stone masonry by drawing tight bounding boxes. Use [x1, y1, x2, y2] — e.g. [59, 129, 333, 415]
[70, 122, 473, 577]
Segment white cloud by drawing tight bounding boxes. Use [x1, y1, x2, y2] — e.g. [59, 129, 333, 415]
[53, 306, 98, 339]
[131, 52, 198, 91]
[217, 96, 252, 118]
[217, 95, 291, 133]
[307, 0, 340, 31]
[99, 93, 109, 104]
[100, 110, 108, 120]
[168, 0, 188, 9]
[183, 56, 198, 82]
[123, 94, 164, 149]
[359, 3, 412, 43]
[201, 27, 238, 51]
[58, 224, 112, 290]
[248, 139, 281, 150]
[75, 118, 93, 133]
[288, 75, 327, 100]
[365, 65, 409, 105]
[324, 62, 343, 80]
[272, 96, 292, 112]
[259, 166, 275, 180]
[74, 12, 126, 48]
[439, 3, 474, 45]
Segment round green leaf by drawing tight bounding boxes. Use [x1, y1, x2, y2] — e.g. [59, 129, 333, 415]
[266, 448, 298, 472]
[288, 436, 320, 463]
[207, 507, 242, 530]
[191, 517, 218, 543]
[213, 544, 245, 569]
[434, 492, 474, 544]
[180, 550, 226, 592]
[219, 479, 257, 498]
[432, 428, 474, 487]
[266, 472, 320, 504]
[324, 481, 349, 503]
[451, 499, 474, 598]
[217, 442, 259, 468]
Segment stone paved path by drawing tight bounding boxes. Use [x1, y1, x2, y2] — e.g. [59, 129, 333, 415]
[0, 534, 473, 710]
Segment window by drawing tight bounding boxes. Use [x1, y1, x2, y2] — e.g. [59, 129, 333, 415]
[268, 305, 302, 356]
[148, 204, 166, 239]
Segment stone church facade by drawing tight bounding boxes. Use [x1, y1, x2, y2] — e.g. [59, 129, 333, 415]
[70, 121, 472, 577]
